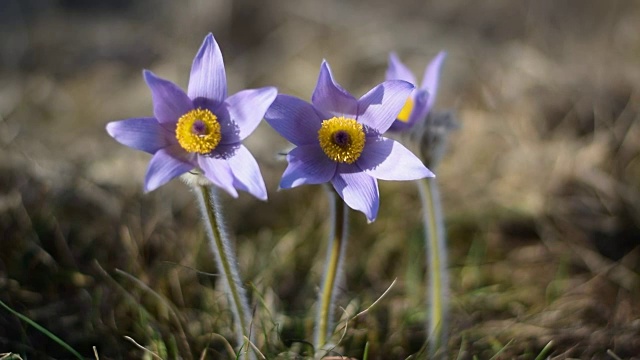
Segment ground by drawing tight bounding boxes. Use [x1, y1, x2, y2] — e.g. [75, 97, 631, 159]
[1, 0, 639, 359]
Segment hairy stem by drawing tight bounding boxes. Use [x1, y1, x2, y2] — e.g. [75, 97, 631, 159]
[195, 184, 255, 360]
[314, 187, 349, 350]
[417, 176, 449, 358]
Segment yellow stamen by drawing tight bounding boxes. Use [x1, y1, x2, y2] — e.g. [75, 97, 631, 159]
[397, 96, 414, 123]
[318, 116, 366, 164]
[175, 108, 221, 154]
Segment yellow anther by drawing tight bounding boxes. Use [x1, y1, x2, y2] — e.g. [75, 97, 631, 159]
[318, 116, 366, 164]
[175, 108, 221, 154]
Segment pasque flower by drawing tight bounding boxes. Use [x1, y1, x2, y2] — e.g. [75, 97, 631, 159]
[388, 52, 452, 357]
[265, 61, 434, 221]
[386, 51, 446, 132]
[106, 33, 276, 199]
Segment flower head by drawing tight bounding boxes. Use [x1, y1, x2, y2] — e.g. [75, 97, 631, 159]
[386, 51, 447, 132]
[106, 34, 277, 200]
[265, 61, 434, 221]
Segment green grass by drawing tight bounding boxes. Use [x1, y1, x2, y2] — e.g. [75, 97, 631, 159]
[0, 300, 83, 360]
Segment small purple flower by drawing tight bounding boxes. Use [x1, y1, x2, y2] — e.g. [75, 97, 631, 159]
[265, 61, 434, 221]
[106, 34, 277, 200]
[386, 51, 447, 132]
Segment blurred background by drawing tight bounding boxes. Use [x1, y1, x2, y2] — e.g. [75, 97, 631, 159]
[1, 0, 639, 358]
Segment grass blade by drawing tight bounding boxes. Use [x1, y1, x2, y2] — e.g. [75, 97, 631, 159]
[0, 299, 84, 359]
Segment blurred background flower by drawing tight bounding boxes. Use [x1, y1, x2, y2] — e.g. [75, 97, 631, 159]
[385, 51, 446, 132]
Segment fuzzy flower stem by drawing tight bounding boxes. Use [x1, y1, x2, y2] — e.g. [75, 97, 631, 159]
[194, 184, 255, 360]
[314, 186, 349, 350]
[417, 176, 449, 358]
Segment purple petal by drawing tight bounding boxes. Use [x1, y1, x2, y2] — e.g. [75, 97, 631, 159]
[226, 145, 268, 200]
[311, 60, 357, 118]
[144, 146, 194, 192]
[265, 95, 323, 146]
[280, 145, 337, 188]
[144, 70, 193, 125]
[106, 117, 173, 154]
[211, 143, 240, 160]
[386, 52, 417, 84]
[406, 89, 430, 128]
[421, 51, 447, 110]
[188, 33, 227, 104]
[357, 80, 414, 133]
[388, 89, 430, 132]
[197, 155, 238, 198]
[357, 137, 434, 180]
[332, 165, 379, 222]
[222, 86, 277, 144]
[387, 120, 412, 132]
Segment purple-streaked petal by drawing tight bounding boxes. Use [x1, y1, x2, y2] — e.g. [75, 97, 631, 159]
[226, 145, 268, 200]
[387, 119, 412, 132]
[265, 95, 323, 146]
[143, 70, 193, 125]
[106, 117, 173, 154]
[188, 33, 227, 104]
[332, 165, 379, 222]
[191, 97, 222, 114]
[421, 51, 447, 110]
[211, 143, 240, 160]
[357, 80, 414, 133]
[198, 155, 238, 198]
[388, 89, 430, 132]
[222, 86, 277, 144]
[357, 137, 434, 180]
[386, 52, 417, 84]
[311, 60, 357, 118]
[280, 145, 337, 188]
[405, 89, 430, 128]
[200, 105, 239, 148]
[144, 146, 194, 192]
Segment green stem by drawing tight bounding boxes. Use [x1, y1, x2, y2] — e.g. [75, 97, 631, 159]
[417, 176, 449, 358]
[195, 185, 254, 360]
[314, 187, 349, 349]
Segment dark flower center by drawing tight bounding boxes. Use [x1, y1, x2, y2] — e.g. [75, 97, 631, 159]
[192, 119, 207, 135]
[332, 130, 350, 147]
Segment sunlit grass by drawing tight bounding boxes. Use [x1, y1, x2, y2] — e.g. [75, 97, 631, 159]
[1, 173, 638, 358]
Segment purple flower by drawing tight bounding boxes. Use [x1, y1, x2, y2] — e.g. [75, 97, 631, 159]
[265, 61, 434, 221]
[386, 51, 447, 132]
[106, 34, 276, 200]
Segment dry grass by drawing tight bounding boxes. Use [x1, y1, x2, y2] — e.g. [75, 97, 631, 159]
[1, 0, 639, 358]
